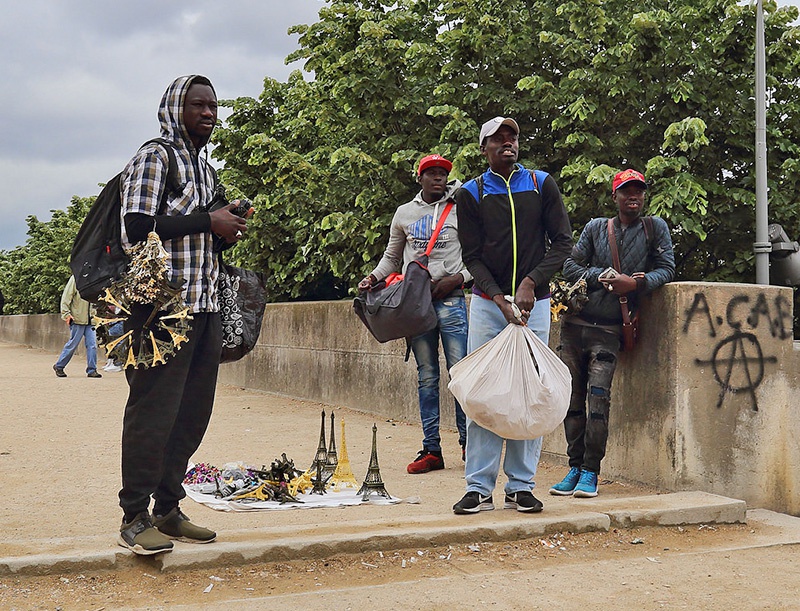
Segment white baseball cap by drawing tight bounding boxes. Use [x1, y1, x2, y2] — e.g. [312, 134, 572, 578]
[479, 117, 519, 145]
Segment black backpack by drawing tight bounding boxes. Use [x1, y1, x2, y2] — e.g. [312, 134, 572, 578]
[70, 138, 182, 302]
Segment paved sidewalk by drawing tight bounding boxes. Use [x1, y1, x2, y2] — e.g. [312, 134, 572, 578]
[0, 341, 747, 576]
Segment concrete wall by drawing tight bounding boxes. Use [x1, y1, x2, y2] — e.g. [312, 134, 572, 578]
[3, 281, 799, 513]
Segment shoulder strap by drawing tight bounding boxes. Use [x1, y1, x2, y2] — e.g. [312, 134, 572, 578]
[642, 215, 654, 251]
[142, 138, 182, 215]
[607, 218, 621, 272]
[476, 175, 484, 202]
[424, 201, 454, 257]
[607, 218, 633, 327]
[529, 169, 544, 192]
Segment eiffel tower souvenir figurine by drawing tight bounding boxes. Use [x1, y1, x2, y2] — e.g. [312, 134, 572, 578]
[331, 418, 359, 491]
[357, 423, 391, 501]
[325, 411, 339, 476]
[309, 456, 332, 495]
[309, 409, 329, 474]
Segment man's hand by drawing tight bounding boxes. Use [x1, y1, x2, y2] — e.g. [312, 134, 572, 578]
[599, 272, 637, 295]
[358, 275, 377, 291]
[493, 294, 528, 325]
[64, 315, 74, 326]
[209, 202, 247, 244]
[514, 277, 536, 312]
[431, 273, 463, 301]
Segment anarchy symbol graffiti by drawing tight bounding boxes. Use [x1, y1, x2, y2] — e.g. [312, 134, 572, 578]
[695, 331, 777, 411]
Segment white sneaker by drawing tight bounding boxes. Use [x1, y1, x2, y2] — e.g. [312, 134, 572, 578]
[104, 363, 123, 372]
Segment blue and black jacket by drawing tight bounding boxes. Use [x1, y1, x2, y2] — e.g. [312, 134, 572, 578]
[455, 163, 573, 300]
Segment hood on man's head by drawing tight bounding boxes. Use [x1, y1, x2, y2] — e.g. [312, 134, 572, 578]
[612, 169, 647, 193]
[479, 117, 519, 145]
[158, 75, 215, 148]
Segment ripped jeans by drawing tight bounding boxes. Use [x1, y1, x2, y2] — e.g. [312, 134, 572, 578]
[558, 321, 620, 474]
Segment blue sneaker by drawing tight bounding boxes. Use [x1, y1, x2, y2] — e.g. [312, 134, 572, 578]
[549, 466, 581, 496]
[573, 469, 599, 498]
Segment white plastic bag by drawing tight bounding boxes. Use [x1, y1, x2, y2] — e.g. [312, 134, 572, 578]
[448, 324, 571, 440]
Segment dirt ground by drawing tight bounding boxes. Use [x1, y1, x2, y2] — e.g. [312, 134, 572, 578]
[2, 342, 800, 610]
[2, 522, 796, 610]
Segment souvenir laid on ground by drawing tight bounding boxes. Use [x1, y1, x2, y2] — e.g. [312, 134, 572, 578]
[183, 413, 399, 512]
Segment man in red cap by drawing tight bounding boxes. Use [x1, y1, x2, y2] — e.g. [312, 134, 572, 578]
[359, 154, 470, 473]
[551, 168, 675, 498]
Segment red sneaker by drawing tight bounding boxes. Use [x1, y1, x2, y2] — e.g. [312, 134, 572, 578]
[407, 451, 445, 474]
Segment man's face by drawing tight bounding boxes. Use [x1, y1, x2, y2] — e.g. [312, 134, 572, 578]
[613, 183, 646, 221]
[481, 125, 519, 171]
[418, 166, 449, 202]
[183, 83, 217, 148]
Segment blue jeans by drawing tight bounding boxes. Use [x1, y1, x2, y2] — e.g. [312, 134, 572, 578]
[410, 296, 468, 452]
[464, 295, 551, 496]
[55, 322, 98, 373]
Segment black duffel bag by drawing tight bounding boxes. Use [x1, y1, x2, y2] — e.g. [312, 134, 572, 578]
[353, 254, 437, 343]
[353, 200, 454, 348]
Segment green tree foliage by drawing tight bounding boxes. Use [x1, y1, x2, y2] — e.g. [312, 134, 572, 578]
[213, 0, 800, 302]
[0, 196, 93, 314]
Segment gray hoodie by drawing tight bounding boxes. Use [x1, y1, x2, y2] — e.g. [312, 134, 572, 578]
[370, 180, 472, 285]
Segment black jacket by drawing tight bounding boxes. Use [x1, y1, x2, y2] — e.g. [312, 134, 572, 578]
[455, 164, 573, 299]
[563, 215, 676, 324]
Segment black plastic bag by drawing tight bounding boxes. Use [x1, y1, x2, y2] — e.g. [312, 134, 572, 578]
[217, 258, 267, 363]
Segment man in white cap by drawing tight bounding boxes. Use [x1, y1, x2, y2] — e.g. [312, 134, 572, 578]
[551, 169, 674, 497]
[452, 117, 573, 514]
[359, 154, 470, 473]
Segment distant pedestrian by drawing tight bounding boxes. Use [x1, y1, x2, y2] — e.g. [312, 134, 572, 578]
[97, 304, 124, 372]
[53, 276, 101, 378]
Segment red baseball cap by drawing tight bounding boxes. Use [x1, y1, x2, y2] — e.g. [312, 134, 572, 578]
[418, 154, 453, 176]
[613, 169, 647, 193]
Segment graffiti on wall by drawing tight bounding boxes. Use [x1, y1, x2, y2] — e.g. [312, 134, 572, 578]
[682, 292, 789, 410]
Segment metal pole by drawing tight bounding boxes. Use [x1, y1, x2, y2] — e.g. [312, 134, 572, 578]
[754, 0, 771, 284]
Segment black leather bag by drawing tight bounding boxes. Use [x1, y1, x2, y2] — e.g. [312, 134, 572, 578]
[217, 257, 268, 363]
[353, 255, 438, 343]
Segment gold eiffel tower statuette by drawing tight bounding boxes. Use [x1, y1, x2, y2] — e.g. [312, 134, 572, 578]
[325, 411, 339, 476]
[357, 423, 391, 501]
[331, 418, 359, 491]
[309, 409, 329, 474]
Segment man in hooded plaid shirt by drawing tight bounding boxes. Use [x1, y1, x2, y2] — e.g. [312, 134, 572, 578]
[116, 75, 248, 555]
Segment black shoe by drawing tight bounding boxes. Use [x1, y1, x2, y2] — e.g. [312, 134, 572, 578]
[453, 491, 494, 514]
[53, 365, 66, 378]
[87, 370, 102, 378]
[504, 491, 544, 513]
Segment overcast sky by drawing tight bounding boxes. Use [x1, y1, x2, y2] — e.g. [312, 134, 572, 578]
[0, 0, 325, 251]
[1, 1, 798, 252]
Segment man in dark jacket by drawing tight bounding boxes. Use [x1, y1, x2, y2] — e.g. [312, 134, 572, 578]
[551, 169, 675, 498]
[452, 117, 573, 514]
[116, 75, 248, 555]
